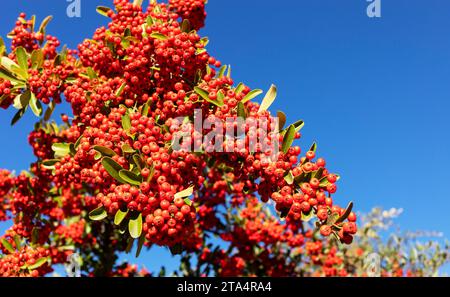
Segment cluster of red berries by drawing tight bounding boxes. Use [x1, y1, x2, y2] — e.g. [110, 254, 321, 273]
[0, 170, 13, 221]
[0, 246, 51, 277]
[169, 0, 207, 31]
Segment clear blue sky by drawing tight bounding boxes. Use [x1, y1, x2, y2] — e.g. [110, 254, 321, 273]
[1, 0, 449, 274]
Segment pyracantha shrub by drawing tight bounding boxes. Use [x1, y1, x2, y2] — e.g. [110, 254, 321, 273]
[1, 0, 440, 277]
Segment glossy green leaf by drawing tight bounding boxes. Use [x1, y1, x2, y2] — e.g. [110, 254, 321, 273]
[96, 6, 112, 17]
[277, 111, 286, 131]
[281, 124, 296, 154]
[237, 102, 247, 119]
[15, 47, 28, 72]
[29, 92, 42, 117]
[334, 202, 353, 225]
[114, 209, 129, 226]
[121, 114, 131, 132]
[194, 86, 223, 107]
[180, 19, 191, 33]
[43, 100, 56, 121]
[28, 257, 48, 270]
[128, 213, 143, 239]
[174, 186, 194, 199]
[13, 90, 31, 110]
[135, 235, 145, 258]
[101, 157, 126, 184]
[301, 211, 314, 222]
[121, 143, 135, 154]
[89, 206, 108, 221]
[11, 107, 26, 126]
[1, 238, 15, 254]
[309, 142, 317, 153]
[241, 89, 263, 104]
[217, 65, 227, 78]
[184, 198, 193, 207]
[115, 82, 126, 97]
[31, 49, 44, 69]
[93, 146, 116, 157]
[258, 84, 277, 112]
[38, 16, 53, 35]
[235, 83, 245, 95]
[52, 143, 71, 158]
[150, 32, 168, 40]
[0, 68, 24, 84]
[283, 170, 294, 185]
[119, 169, 142, 186]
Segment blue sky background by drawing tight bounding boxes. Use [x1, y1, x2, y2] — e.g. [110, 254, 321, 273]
[0, 0, 449, 275]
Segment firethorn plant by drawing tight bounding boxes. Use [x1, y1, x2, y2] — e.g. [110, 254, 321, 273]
[1, 0, 443, 277]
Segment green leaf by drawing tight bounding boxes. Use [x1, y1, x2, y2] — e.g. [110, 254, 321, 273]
[43, 100, 56, 121]
[114, 209, 129, 226]
[121, 114, 131, 132]
[52, 143, 71, 158]
[132, 154, 145, 171]
[184, 198, 192, 207]
[235, 83, 245, 95]
[13, 235, 21, 249]
[241, 89, 263, 104]
[237, 102, 247, 119]
[89, 206, 107, 221]
[217, 65, 227, 78]
[11, 107, 26, 126]
[101, 157, 127, 184]
[0, 68, 24, 84]
[301, 211, 314, 222]
[86, 67, 97, 80]
[283, 170, 294, 185]
[1, 56, 27, 79]
[38, 16, 53, 35]
[135, 235, 145, 258]
[15, 47, 28, 72]
[146, 16, 154, 27]
[96, 6, 112, 17]
[174, 186, 194, 199]
[31, 228, 39, 244]
[180, 19, 191, 33]
[1, 238, 15, 254]
[121, 143, 135, 154]
[129, 213, 143, 239]
[217, 90, 225, 106]
[31, 49, 44, 69]
[119, 169, 142, 186]
[13, 90, 31, 110]
[277, 111, 286, 131]
[281, 124, 296, 154]
[28, 257, 48, 270]
[334, 202, 353, 225]
[29, 92, 42, 117]
[258, 84, 277, 112]
[115, 82, 126, 97]
[150, 32, 168, 40]
[194, 87, 223, 107]
[141, 101, 150, 117]
[133, 0, 143, 7]
[93, 146, 116, 157]
[0, 37, 5, 56]
[125, 238, 134, 253]
[310, 142, 317, 153]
